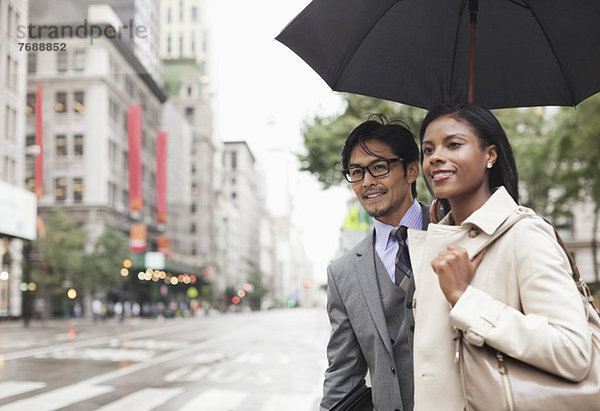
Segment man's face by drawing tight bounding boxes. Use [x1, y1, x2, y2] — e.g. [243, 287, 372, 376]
[348, 139, 418, 226]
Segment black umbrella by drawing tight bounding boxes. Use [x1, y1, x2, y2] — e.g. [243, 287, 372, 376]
[276, 0, 600, 110]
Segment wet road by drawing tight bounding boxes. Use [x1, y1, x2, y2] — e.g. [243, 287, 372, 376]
[0, 308, 330, 410]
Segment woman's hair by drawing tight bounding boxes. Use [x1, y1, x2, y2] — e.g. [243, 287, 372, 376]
[419, 102, 519, 205]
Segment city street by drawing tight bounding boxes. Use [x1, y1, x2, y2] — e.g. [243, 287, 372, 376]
[0, 308, 330, 411]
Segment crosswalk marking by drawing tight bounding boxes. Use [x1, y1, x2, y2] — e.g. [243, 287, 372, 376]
[95, 388, 183, 411]
[164, 365, 211, 382]
[0, 381, 46, 400]
[0, 384, 113, 411]
[261, 394, 318, 411]
[178, 389, 247, 411]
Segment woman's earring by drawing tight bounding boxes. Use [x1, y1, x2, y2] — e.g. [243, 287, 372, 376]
[486, 163, 493, 169]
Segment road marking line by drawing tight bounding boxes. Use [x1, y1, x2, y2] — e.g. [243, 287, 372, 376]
[95, 388, 183, 411]
[1, 321, 214, 361]
[0, 381, 46, 400]
[0, 384, 113, 411]
[178, 389, 246, 411]
[261, 393, 318, 411]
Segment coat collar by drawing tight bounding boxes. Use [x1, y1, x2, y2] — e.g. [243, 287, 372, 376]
[440, 186, 518, 234]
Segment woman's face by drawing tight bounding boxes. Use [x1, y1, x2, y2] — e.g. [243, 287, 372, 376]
[421, 115, 497, 206]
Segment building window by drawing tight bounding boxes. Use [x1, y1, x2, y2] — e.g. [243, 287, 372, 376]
[191, 34, 195, 53]
[191, 6, 198, 21]
[179, 35, 183, 56]
[167, 7, 171, 23]
[231, 152, 237, 169]
[55, 177, 67, 202]
[179, 0, 183, 22]
[26, 134, 35, 147]
[191, 223, 196, 234]
[5, 55, 11, 88]
[57, 52, 68, 72]
[26, 93, 35, 116]
[191, 203, 196, 213]
[73, 91, 85, 114]
[121, 188, 128, 209]
[7, 5, 12, 39]
[73, 177, 83, 203]
[167, 35, 171, 53]
[73, 50, 85, 71]
[231, 191, 237, 200]
[10, 58, 17, 89]
[56, 134, 67, 156]
[55, 92, 66, 112]
[108, 182, 117, 207]
[28, 53, 37, 74]
[4, 106, 15, 141]
[185, 106, 194, 119]
[3, 156, 15, 184]
[3, 106, 8, 139]
[74, 134, 84, 155]
[187, 86, 192, 97]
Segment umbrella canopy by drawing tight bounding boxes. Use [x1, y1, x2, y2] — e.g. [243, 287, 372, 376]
[276, 0, 600, 110]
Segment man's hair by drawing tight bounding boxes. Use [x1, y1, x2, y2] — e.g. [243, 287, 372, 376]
[341, 114, 419, 197]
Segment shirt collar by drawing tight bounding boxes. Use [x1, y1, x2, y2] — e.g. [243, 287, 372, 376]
[373, 199, 422, 249]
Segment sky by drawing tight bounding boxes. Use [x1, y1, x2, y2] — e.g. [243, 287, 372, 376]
[207, 0, 353, 284]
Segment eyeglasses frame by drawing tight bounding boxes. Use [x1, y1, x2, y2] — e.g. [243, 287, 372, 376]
[343, 157, 404, 183]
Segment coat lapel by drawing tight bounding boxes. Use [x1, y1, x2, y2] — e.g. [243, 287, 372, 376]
[353, 231, 394, 356]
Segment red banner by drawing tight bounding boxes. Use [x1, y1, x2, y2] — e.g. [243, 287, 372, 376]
[156, 131, 167, 223]
[128, 105, 143, 211]
[35, 83, 43, 199]
[157, 235, 171, 258]
[129, 224, 147, 252]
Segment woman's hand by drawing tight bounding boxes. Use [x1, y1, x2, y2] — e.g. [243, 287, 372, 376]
[431, 245, 486, 306]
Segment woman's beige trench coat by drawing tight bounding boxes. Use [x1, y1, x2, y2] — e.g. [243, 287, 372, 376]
[408, 187, 592, 411]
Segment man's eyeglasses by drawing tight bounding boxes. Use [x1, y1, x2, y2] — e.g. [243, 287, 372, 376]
[343, 158, 403, 183]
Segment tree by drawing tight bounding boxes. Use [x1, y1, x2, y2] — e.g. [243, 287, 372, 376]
[545, 95, 600, 282]
[246, 269, 269, 311]
[31, 209, 85, 296]
[494, 107, 555, 213]
[299, 94, 426, 188]
[83, 226, 130, 294]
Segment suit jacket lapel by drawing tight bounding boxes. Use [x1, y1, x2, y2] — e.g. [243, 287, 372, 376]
[354, 230, 394, 356]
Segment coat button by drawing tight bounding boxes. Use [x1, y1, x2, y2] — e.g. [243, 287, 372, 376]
[391, 367, 396, 374]
[468, 228, 480, 238]
[406, 301, 412, 309]
[410, 325, 414, 332]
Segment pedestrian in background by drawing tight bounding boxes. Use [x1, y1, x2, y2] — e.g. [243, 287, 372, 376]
[410, 102, 592, 410]
[321, 115, 429, 411]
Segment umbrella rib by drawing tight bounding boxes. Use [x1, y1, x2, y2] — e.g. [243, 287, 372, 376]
[332, 1, 399, 89]
[525, 2, 576, 105]
[448, 0, 468, 102]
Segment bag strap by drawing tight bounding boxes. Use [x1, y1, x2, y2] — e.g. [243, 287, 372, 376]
[540, 217, 599, 314]
[472, 208, 533, 255]
[476, 208, 598, 314]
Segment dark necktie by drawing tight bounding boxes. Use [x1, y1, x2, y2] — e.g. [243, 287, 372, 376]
[391, 225, 412, 291]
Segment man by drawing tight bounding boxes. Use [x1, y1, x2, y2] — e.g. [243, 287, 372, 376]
[321, 115, 429, 411]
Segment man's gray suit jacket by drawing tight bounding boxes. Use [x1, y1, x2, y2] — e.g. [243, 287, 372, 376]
[320, 203, 430, 411]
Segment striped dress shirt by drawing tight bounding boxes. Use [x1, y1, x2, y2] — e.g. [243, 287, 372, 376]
[373, 199, 423, 282]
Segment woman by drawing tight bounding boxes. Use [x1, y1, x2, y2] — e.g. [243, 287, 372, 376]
[408, 103, 592, 410]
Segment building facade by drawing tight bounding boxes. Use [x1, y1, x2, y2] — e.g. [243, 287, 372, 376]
[0, 0, 35, 318]
[221, 141, 262, 289]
